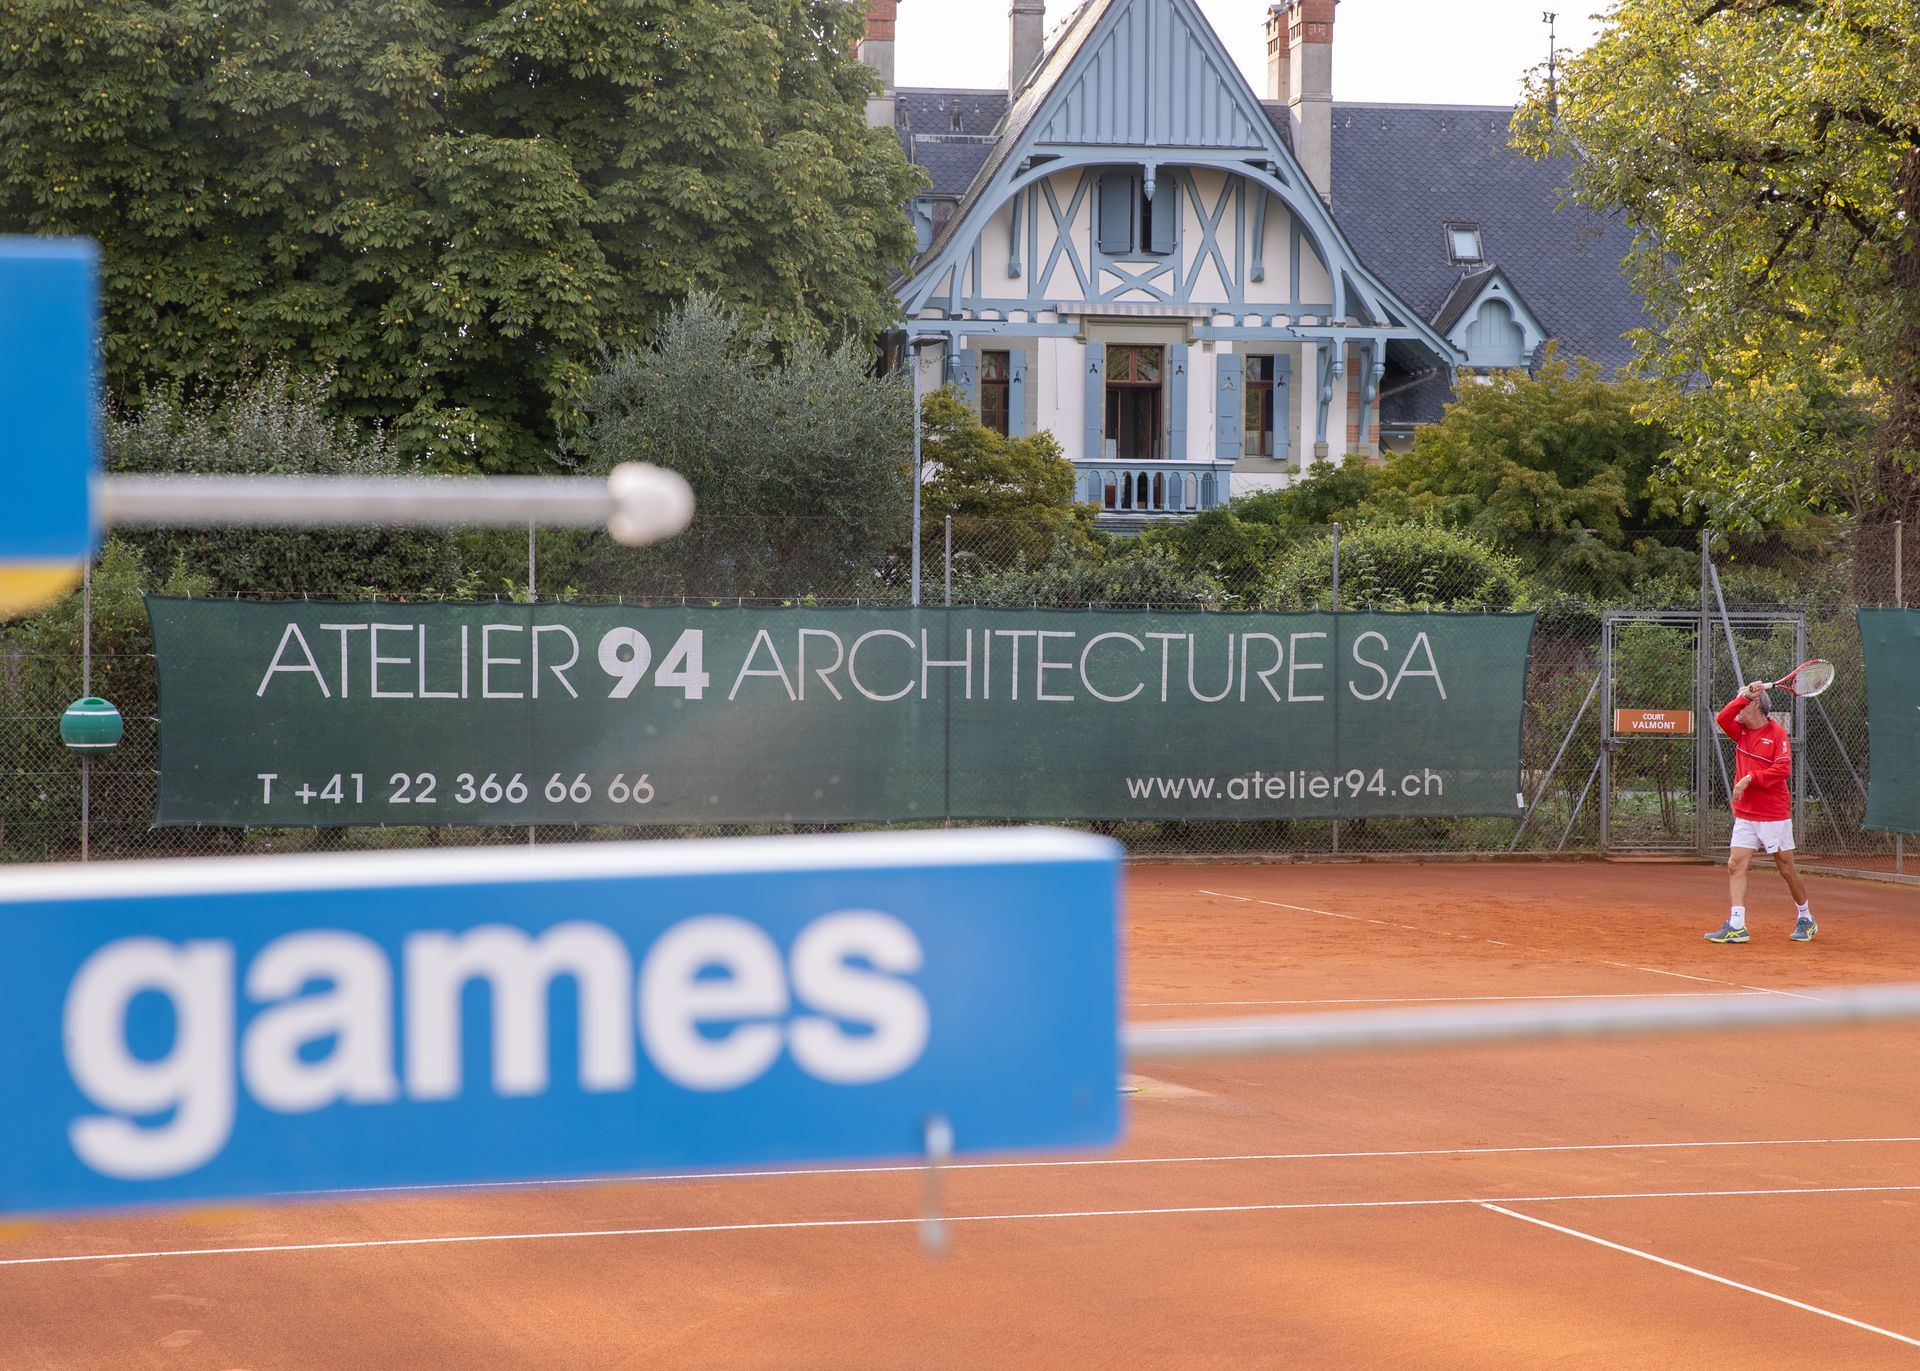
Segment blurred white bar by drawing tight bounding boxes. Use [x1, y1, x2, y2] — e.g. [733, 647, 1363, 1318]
[96, 462, 694, 548]
[1126, 982, 1920, 1061]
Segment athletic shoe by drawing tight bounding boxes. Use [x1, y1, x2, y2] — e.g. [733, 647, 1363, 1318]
[1705, 922, 1750, 943]
[1790, 915, 1817, 942]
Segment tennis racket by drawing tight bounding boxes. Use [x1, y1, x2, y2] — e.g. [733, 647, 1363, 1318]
[1763, 659, 1836, 698]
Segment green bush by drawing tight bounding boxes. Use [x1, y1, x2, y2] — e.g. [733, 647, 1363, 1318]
[1266, 523, 1525, 611]
[953, 540, 1226, 608]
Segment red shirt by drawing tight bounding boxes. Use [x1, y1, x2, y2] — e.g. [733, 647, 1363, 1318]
[1717, 695, 1792, 821]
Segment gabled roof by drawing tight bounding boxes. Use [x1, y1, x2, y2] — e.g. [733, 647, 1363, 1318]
[1330, 103, 1648, 375]
[1431, 265, 1502, 334]
[911, 0, 1314, 274]
[894, 0, 1452, 359]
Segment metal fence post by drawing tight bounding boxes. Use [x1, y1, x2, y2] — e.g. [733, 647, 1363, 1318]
[1331, 522, 1341, 857]
[1696, 529, 1711, 856]
[80, 556, 91, 863]
[528, 519, 536, 849]
[944, 516, 953, 608]
[1330, 521, 1341, 612]
[1900, 522, 1906, 876]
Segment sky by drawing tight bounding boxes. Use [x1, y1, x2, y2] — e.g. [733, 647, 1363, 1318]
[894, 0, 1610, 106]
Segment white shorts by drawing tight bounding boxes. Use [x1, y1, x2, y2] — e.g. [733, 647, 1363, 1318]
[1731, 818, 1795, 853]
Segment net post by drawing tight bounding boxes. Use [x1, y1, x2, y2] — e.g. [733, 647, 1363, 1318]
[918, 1113, 954, 1258]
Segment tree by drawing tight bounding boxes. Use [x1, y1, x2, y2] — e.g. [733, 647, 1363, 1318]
[0, 0, 923, 473]
[575, 294, 913, 597]
[1513, 0, 1920, 526]
[1366, 354, 1696, 595]
[107, 370, 467, 599]
[918, 388, 1096, 565]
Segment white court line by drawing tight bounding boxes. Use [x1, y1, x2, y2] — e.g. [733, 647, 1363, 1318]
[7, 1184, 1920, 1270]
[1197, 889, 1368, 921]
[1196, 889, 1834, 1003]
[207, 1134, 1920, 1200]
[1482, 1202, 1920, 1349]
[1132, 993, 1768, 1008]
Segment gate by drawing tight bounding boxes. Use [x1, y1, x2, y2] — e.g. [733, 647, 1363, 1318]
[1599, 608, 1804, 853]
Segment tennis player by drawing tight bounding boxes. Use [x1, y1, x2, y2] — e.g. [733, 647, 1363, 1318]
[1706, 681, 1815, 943]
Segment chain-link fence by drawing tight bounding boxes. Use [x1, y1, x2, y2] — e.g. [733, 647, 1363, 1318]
[1, 517, 1910, 878]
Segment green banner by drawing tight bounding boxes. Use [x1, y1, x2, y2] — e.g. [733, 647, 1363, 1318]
[147, 599, 1536, 827]
[1861, 608, 1920, 836]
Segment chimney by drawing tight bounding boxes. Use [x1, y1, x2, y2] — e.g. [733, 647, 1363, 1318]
[859, 0, 897, 129]
[1009, 0, 1046, 92]
[1282, 0, 1337, 202]
[1264, 5, 1288, 102]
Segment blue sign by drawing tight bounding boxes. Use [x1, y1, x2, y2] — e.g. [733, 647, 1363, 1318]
[0, 830, 1120, 1214]
[0, 237, 99, 562]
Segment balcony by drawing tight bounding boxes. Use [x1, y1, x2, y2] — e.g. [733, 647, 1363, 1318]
[1075, 459, 1237, 518]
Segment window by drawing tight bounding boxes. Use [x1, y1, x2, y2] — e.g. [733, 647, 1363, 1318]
[1244, 356, 1276, 458]
[1444, 222, 1483, 264]
[1098, 172, 1174, 257]
[980, 351, 1011, 436]
[1104, 344, 1163, 465]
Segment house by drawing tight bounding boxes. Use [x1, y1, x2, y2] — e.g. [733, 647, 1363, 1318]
[861, 0, 1648, 521]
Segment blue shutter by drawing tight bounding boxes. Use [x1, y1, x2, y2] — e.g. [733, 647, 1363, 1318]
[1083, 341, 1106, 462]
[1007, 349, 1028, 438]
[953, 348, 979, 413]
[1097, 174, 1134, 255]
[1148, 174, 1176, 256]
[1168, 343, 1189, 460]
[1215, 354, 1244, 460]
[1273, 354, 1292, 464]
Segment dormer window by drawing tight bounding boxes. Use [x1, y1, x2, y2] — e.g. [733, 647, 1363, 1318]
[1445, 223, 1483, 264]
[950, 104, 963, 133]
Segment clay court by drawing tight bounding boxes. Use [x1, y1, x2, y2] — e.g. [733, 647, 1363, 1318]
[4, 858, 1917, 1370]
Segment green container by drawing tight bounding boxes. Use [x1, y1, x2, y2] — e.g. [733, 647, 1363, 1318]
[59, 696, 123, 752]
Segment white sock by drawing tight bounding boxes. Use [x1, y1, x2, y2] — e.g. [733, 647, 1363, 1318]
[1729, 906, 1746, 930]
[1797, 903, 1811, 919]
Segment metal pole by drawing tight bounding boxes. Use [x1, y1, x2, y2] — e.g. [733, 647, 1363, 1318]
[944, 516, 953, 608]
[1126, 980, 1920, 1062]
[1697, 530, 1711, 855]
[1510, 671, 1601, 852]
[1330, 521, 1341, 611]
[1598, 615, 1611, 851]
[528, 519, 536, 850]
[1331, 522, 1340, 857]
[1793, 611, 1806, 842]
[1899, 522, 1906, 876]
[911, 372, 924, 609]
[81, 556, 91, 864]
[96, 466, 695, 547]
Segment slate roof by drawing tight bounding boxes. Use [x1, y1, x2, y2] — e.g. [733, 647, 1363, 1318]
[1330, 103, 1648, 377]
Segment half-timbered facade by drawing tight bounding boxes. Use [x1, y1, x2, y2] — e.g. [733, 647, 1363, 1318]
[864, 0, 1650, 522]
[870, 0, 1452, 519]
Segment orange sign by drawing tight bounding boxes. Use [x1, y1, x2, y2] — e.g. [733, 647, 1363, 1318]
[1615, 709, 1694, 735]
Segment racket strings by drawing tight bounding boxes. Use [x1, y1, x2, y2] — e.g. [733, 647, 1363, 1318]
[1789, 661, 1836, 697]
